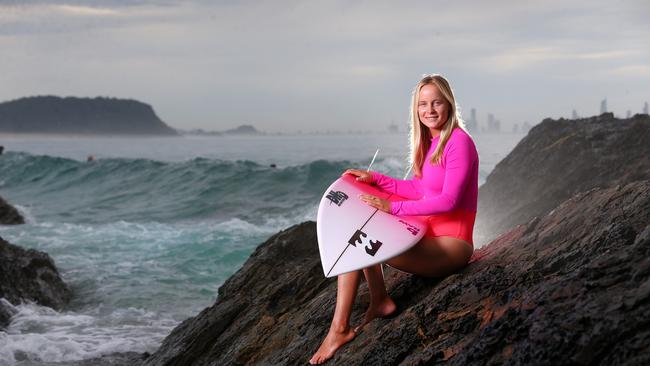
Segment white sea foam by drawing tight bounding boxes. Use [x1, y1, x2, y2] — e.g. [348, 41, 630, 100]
[0, 219, 271, 364]
[0, 302, 175, 365]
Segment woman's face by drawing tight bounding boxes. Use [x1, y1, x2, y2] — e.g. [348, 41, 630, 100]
[417, 83, 450, 136]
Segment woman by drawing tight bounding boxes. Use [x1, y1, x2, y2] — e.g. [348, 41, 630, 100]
[309, 74, 479, 365]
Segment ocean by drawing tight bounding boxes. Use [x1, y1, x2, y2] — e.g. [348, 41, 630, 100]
[0, 132, 524, 365]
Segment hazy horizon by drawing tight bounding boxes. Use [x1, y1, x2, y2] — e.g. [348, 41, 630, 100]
[1, 0, 648, 133]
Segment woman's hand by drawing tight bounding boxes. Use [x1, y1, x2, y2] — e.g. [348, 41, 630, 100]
[359, 194, 391, 213]
[343, 169, 374, 183]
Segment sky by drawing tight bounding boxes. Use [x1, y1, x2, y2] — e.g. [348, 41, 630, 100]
[0, 0, 648, 133]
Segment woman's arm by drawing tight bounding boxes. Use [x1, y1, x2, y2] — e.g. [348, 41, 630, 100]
[390, 135, 476, 216]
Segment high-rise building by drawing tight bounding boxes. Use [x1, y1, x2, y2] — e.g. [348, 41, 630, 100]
[572, 110, 578, 119]
[626, 110, 632, 118]
[644, 102, 649, 115]
[466, 108, 478, 133]
[601, 98, 607, 114]
[486, 113, 501, 133]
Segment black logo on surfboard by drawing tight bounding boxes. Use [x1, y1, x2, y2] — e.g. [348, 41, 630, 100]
[347, 229, 383, 257]
[326, 190, 348, 206]
[398, 220, 421, 236]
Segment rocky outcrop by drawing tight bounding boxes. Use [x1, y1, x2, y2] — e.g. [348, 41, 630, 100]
[0, 195, 25, 225]
[474, 113, 650, 245]
[144, 180, 650, 365]
[0, 96, 178, 135]
[0, 236, 72, 328]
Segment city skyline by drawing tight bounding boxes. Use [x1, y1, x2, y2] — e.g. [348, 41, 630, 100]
[1, 0, 648, 133]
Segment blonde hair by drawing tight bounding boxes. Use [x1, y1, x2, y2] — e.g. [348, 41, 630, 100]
[408, 74, 468, 177]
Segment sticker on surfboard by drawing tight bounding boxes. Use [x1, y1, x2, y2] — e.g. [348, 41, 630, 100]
[316, 174, 427, 277]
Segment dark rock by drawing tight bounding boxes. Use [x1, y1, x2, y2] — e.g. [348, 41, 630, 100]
[0, 298, 17, 329]
[475, 113, 650, 245]
[0, 236, 72, 328]
[0, 195, 25, 225]
[144, 180, 650, 365]
[0, 95, 178, 135]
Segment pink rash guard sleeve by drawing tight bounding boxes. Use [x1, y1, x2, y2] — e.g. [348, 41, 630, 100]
[387, 129, 479, 216]
[370, 171, 423, 200]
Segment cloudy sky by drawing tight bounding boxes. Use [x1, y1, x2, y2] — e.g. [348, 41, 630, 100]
[1, 0, 648, 132]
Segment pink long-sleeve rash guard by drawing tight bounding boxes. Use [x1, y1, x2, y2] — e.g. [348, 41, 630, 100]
[371, 128, 479, 216]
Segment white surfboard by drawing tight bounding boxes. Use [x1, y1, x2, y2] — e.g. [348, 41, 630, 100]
[317, 174, 428, 277]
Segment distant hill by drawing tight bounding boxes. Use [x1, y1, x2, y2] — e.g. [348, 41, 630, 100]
[0, 96, 178, 135]
[223, 124, 260, 135]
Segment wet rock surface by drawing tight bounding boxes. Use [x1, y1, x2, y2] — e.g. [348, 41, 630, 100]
[474, 113, 650, 245]
[0, 196, 24, 225]
[0, 236, 72, 328]
[144, 180, 650, 365]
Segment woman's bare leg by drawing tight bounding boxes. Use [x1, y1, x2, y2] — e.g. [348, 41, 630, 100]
[387, 236, 473, 277]
[354, 237, 471, 332]
[355, 264, 396, 332]
[310, 237, 472, 364]
[309, 270, 361, 365]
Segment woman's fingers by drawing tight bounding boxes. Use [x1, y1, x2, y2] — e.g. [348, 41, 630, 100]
[359, 194, 390, 212]
[343, 169, 372, 182]
[343, 168, 362, 176]
[358, 194, 372, 202]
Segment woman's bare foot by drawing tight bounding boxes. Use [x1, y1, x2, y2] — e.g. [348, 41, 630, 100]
[309, 325, 356, 364]
[354, 296, 397, 333]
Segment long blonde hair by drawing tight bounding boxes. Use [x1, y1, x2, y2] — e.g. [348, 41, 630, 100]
[408, 74, 468, 177]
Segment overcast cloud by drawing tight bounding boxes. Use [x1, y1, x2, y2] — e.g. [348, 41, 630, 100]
[1, 0, 648, 132]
